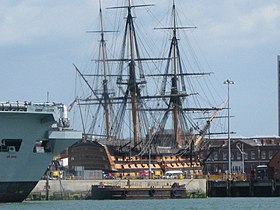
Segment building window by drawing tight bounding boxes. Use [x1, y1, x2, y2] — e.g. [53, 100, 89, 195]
[269, 151, 273, 159]
[214, 164, 218, 172]
[233, 165, 241, 173]
[223, 164, 227, 172]
[261, 151, 266, 160]
[207, 165, 211, 172]
[251, 151, 256, 160]
[237, 152, 241, 160]
[223, 152, 227, 160]
[213, 152, 218, 161]
[244, 152, 248, 160]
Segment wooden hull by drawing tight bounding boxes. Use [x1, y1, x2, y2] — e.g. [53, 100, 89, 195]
[105, 143, 202, 178]
[69, 141, 203, 178]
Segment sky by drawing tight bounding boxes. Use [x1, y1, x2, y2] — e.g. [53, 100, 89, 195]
[0, 0, 280, 137]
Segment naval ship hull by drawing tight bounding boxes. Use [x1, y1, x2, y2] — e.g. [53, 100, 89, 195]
[69, 141, 202, 179]
[0, 182, 37, 202]
[0, 103, 81, 202]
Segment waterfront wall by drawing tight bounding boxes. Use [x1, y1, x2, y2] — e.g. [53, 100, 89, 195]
[30, 179, 206, 199]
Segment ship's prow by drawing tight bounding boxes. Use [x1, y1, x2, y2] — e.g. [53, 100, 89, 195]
[0, 101, 82, 202]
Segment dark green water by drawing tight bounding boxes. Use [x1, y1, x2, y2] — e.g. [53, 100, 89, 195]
[1, 198, 280, 210]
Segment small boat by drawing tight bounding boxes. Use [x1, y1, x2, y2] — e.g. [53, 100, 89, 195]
[87, 182, 186, 200]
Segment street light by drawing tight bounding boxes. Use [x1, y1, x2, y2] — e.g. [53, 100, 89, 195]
[224, 79, 234, 175]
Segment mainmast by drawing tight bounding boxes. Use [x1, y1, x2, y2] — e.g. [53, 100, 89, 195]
[127, 0, 139, 147]
[171, 2, 180, 146]
[108, 0, 153, 147]
[157, 0, 221, 149]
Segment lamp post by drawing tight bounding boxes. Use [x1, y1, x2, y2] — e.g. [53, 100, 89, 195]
[224, 79, 234, 175]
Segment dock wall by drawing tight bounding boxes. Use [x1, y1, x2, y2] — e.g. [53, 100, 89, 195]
[29, 179, 206, 199]
[207, 180, 280, 197]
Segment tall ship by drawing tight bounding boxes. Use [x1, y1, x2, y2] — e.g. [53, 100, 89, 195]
[0, 102, 81, 202]
[72, 0, 225, 179]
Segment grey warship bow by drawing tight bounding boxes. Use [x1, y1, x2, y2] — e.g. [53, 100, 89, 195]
[0, 102, 81, 202]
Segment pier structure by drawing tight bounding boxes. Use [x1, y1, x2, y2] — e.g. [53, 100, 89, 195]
[207, 179, 280, 197]
[27, 179, 206, 200]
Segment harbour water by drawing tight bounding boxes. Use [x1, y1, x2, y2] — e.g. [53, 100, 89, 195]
[1, 198, 280, 210]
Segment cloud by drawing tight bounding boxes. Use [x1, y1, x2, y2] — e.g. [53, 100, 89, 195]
[201, 2, 280, 49]
[239, 4, 280, 35]
[0, 1, 94, 45]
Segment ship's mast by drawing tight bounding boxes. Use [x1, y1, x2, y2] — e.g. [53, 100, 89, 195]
[156, 0, 198, 148]
[127, 0, 139, 147]
[171, 2, 180, 146]
[98, 2, 111, 140]
[76, 1, 114, 139]
[109, 0, 151, 147]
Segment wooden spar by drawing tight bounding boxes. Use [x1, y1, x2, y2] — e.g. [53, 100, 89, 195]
[127, 1, 139, 147]
[194, 100, 227, 150]
[98, 2, 111, 140]
[84, 1, 116, 140]
[171, 2, 180, 147]
[73, 64, 104, 108]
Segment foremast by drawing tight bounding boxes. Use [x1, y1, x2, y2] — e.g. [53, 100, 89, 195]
[74, 1, 114, 140]
[154, 0, 221, 150]
[158, 1, 197, 148]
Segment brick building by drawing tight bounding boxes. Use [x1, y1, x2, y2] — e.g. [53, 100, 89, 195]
[201, 136, 280, 176]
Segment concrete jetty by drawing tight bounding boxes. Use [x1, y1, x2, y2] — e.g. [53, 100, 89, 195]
[27, 179, 206, 200]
